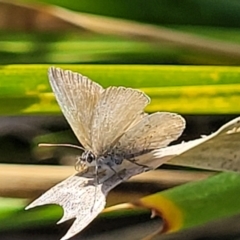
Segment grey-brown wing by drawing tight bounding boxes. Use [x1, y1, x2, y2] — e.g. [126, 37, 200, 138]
[90, 86, 150, 156]
[48, 67, 103, 150]
[114, 112, 186, 159]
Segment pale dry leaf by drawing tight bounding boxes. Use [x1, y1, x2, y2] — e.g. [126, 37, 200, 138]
[154, 116, 240, 172]
[26, 162, 152, 240]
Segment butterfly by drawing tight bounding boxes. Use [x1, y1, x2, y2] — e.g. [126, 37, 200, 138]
[26, 67, 185, 240]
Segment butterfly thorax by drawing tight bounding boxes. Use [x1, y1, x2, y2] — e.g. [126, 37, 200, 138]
[77, 150, 124, 173]
[98, 153, 124, 169]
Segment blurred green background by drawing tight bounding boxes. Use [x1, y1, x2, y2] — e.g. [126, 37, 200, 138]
[1, 1, 240, 240]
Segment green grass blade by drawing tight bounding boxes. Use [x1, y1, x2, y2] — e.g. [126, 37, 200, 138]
[139, 172, 240, 234]
[1, 65, 240, 115]
[104, 172, 240, 237]
[0, 198, 62, 231]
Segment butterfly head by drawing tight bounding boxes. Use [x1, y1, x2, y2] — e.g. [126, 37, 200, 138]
[75, 150, 97, 172]
[81, 150, 96, 166]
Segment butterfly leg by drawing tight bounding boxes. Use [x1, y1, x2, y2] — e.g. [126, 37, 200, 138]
[74, 156, 88, 172]
[75, 157, 82, 171]
[91, 164, 100, 213]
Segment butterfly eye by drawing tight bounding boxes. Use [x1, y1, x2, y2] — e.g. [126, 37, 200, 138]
[87, 152, 96, 163]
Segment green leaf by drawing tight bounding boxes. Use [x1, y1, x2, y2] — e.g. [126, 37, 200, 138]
[143, 172, 240, 233]
[1, 65, 240, 115]
[0, 198, 26, 218]
[105, 172, 240, 238]
[0, 198, 62, 231]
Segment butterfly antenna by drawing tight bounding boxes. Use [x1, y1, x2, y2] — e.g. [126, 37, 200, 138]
[39, 143, 85, 151]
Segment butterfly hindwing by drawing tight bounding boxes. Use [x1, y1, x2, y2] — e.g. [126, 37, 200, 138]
[113, 112, 185, 160]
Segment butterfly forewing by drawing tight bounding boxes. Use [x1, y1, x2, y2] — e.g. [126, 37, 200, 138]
[48, 67, 103, 150]
[90, 86, 150, 155]
[113, 112, 185, 160]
